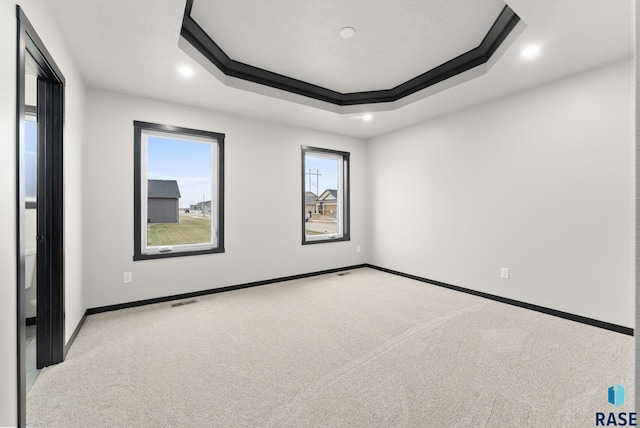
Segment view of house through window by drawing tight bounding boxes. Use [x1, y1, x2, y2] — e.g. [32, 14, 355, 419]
[134, 121, 224, 260]
[302, 146, 350, 244]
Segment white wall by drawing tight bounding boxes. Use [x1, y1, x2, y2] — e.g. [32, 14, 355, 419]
[0, 1, 18, 424]
[367, 59, 635, 328]
[25, 209, 37, 318]
[83, 89, 368, 308]
[635, 0, 639, 412]
[0, 1, 86, 424]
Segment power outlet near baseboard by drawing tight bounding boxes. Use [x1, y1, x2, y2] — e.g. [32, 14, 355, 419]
[500, 267, 510, 279]
[123, 272, 132, 283]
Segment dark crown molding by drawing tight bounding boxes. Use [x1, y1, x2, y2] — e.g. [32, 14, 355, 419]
[180, 1, 521, 106]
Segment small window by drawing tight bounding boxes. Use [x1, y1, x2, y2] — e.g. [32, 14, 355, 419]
[24, 109, 37, 207]
[134, 121, 224, 260]
[302, 146, 350, 244]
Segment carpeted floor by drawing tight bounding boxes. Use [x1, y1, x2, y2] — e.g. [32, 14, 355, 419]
[27, 268, 634, 427]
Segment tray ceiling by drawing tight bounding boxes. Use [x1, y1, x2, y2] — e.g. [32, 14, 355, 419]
[181, 0, 521, 110]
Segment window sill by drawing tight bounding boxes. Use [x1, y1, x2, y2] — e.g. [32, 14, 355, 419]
[302, 235, 350, 245]
[134, 246, 224, 261]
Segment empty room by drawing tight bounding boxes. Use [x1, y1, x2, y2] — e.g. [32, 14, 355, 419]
[0, 0, 636, 426]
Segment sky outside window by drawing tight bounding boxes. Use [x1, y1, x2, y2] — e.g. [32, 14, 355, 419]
[304, 155, 339, 195]
[147, 136, 212, 208]
[24, 119, 37, 199]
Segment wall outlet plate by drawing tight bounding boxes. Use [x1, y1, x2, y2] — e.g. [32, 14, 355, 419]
[123, 272, 132, 283]
[500, 267, 510, 279]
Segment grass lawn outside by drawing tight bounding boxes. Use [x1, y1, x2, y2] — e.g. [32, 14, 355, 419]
[147, 215, 211, 246]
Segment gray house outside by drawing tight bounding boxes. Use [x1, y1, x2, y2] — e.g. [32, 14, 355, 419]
[305, 191, 317, 215]
[148, 179, 181, 223]
[194, 200, 212, 213]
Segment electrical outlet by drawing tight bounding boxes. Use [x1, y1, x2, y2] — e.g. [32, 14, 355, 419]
[123, 272, 132, 283]
[356, 245, 361, 254]
[500, 267, 510, 279]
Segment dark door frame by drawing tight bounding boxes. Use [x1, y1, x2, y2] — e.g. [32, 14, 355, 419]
[16, 6, 65, 427]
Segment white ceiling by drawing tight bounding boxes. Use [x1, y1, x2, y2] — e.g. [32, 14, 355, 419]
[191, 0, 506, 93]
[47, 0, 634, 139]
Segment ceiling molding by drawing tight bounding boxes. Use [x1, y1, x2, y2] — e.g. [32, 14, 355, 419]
[180, 1, 520, 107]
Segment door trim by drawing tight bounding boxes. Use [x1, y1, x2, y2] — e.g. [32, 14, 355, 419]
[16, 6, 65, 427]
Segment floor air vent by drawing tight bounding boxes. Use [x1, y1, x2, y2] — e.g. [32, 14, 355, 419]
[171, 299, 197, 307]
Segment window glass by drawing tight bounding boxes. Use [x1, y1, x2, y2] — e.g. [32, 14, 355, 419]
[302, 147, 349, 244]
[134, 121, 224, 260]
[24, 114, 37, 202]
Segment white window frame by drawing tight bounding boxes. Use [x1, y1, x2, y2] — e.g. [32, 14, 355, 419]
[302, 146, 350, 245]
[134, 121, 225, 260]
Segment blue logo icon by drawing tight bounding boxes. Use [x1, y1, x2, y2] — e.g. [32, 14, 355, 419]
[596, 384, 635, 426]
[608, 384, 625, 407]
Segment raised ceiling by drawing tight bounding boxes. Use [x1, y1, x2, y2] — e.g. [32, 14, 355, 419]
[183, 0, 519, 109]
[192, 0, 507, 93]
[47, 0, 634, 138]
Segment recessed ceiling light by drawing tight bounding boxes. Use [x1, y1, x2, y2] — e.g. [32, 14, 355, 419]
[362, 114, 372, 122]
[178, 65, 194, 78]
[340, 27, 356, 39]
[521, 44, 541, 59]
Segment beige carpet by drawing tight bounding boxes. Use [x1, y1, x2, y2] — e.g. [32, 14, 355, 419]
[27, 268, 634, 427]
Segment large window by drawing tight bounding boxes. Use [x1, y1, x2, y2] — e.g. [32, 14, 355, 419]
[302, 146, 350, 244]
[134, 121, 224, 260]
